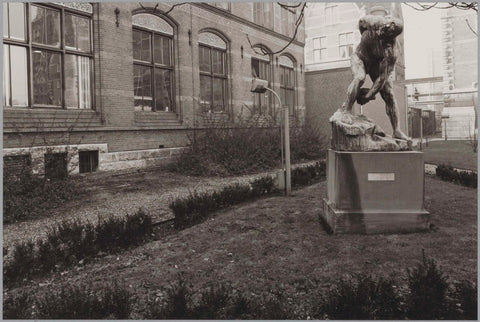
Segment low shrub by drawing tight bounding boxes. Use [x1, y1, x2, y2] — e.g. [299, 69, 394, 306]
[315, 274, 403, 320]
[4, 210, 153, 286]
[4, 282, 131, 319]
[144, 280, 292, 319]
[4, 252, 478, 320]
[3, 170, 81, 224]
[291, 161, 326, 188]
[167, 114, 328, 177]
[451, 280, 478, 320]
[436, 164, 477, 188]
[170, 176, 277, 229]
[3, 290, 33, 319]
[405, 250, 451, 319]
[170, 162, 327, 229]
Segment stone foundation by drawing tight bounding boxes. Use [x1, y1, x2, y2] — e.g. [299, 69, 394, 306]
[320, 149, 430, 234]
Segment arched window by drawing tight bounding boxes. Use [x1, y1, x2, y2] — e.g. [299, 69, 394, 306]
[132, 13, 175, 112]
[279, 55, 296, 116]
[198, 31, 228, 113]
[251, 46, 272, 116]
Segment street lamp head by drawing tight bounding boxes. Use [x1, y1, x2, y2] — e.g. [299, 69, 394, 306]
[250, 78, 269, 93]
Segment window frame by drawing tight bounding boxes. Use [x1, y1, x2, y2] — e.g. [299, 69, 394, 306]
[132, 24, 176, 113]
[279, 57, 296, 117]
[339, 32, 354, 59]
[3, 2, 95, 109]
[198, 43, 228, 113]
[313, 36, 327, 62]
[251, 56, 273, 116]
[253, 2, 274, 29]
[324, 4, 338, 25]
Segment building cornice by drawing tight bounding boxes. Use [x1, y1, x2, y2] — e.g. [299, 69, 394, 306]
[192, 3, 305, 47]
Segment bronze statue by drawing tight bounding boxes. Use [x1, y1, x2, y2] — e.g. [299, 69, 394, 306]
[343, 15, 410, 142]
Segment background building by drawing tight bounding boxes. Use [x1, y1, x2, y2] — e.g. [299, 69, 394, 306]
[3, 2, 305, 174]
[304, 2, 407, 139]
[439, 7, 477, 139]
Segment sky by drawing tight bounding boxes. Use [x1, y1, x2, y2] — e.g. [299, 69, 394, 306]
[401, 3, 444, 79]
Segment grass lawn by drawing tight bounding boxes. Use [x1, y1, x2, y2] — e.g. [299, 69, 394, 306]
[415, 140, 477, 170]
[5, 176, 477, 317]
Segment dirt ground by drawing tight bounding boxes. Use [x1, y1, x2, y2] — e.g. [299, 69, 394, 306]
[5, 175, 477, 316]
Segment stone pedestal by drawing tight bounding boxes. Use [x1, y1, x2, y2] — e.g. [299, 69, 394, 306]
[321, 149, 430, 234]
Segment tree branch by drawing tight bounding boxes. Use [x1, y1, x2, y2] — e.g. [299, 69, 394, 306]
[465, 17, 478, 36]
[403, 2, 477, 12]
[247, 3, 307, 56]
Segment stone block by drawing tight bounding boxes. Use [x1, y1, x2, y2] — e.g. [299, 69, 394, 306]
[320, 149, 430, 234]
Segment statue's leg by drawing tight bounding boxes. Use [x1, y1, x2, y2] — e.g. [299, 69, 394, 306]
[345, 54, 366, 112]
[380, 80, 410, 141]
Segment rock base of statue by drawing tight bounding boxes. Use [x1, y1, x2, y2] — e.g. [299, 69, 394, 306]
[329, 109, 411, 151]
[320, 149, 430, 234]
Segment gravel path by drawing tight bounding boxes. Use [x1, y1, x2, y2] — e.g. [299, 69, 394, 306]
[3, 162, 319, 248]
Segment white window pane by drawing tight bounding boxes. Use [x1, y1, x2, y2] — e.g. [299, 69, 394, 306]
[79, 56, 91, 109]
[320, 49, 327, 60]
[3, 44, 10, 106]
[9, 3, 25, 41]
[320, 37, 326, 48]
[313, 38, 320, 49]
[347, 32, 354, 44]
[10, 46, 28, 106]
[65, 55, 79, 108]
[65, 14, 91, 52]
[339, 33, 346, 45]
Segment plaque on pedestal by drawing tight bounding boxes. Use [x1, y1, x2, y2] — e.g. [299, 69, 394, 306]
[320, 149, 430, 234]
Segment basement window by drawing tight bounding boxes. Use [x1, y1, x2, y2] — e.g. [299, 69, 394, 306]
[79, 150, 98, 173]
[45, 152, 68, 179]
[3, 154, 31, 177]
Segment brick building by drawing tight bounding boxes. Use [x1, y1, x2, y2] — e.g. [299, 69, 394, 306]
[304, 2, 407, 139]
[3, 2, 305, 174]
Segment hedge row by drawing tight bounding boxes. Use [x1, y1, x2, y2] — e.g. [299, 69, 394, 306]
[4, 210, 152, 287]
[4, 253, 477, 320]
[170, 162, 326, 229]
[436, 164, 477, 188]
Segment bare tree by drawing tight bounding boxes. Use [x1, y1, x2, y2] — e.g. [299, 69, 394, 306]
[138, 2, 307, 56]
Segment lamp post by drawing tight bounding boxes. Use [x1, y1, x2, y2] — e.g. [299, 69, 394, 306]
[251, 78, 291, 195]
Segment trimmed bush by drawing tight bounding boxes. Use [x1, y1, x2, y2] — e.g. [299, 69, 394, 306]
[291, 161, 326, 188]
[4, 255, 477, 320]
[3, 290, 33, 319]
[436, 164, 477, 188]
[4, 283, 132, 319]
[405, 250, 451, 319]
[4, 210, 153, 286]
[315, 274, 403, 320]
[144, 280, 292, 320]
[170, 176, 276, 229]
[452, 280, 478, 320]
